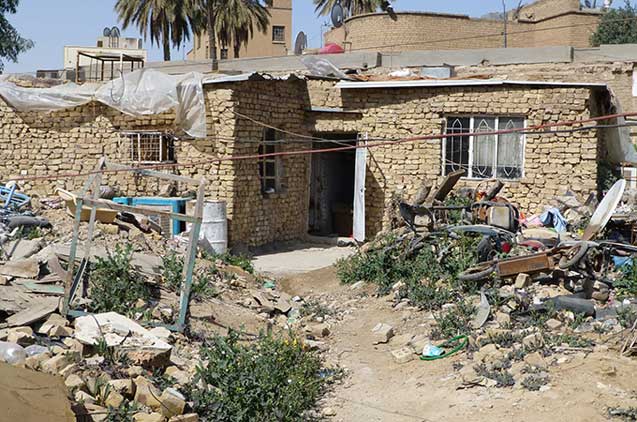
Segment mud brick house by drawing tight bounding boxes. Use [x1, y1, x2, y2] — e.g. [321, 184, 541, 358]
[0, 72, 624, 247]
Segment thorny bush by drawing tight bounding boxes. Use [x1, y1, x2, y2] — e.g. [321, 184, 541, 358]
[89, 244, 151, 315]
[190, 330, 332, 422]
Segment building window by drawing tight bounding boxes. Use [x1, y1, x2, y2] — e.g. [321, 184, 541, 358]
[272, 25, 285, 42]
[124, 132, 175, 163]
[443, 116, 525, 179]
[258, 128, 281, 194]
[220, 48, 228, 60]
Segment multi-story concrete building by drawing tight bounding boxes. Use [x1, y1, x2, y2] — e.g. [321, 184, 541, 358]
[187, 0, 292, 61]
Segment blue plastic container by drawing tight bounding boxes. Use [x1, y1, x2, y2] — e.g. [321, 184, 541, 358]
[112, 197, 188, 236]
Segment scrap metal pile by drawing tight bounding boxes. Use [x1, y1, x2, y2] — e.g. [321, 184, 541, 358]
[391, 171, 637, 357]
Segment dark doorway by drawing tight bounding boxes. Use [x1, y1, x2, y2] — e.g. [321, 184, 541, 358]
[309, 133, 357, 237]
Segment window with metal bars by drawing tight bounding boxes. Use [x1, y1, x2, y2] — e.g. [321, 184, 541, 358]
[124, 132, 175, 163]
[443, 116, 525, 180]
[258, 128, 280, 194]
[272, 26, 285, 42]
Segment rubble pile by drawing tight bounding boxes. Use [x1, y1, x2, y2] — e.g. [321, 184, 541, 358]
[335, 175, 637, 392]
[0, 188, 330, 421]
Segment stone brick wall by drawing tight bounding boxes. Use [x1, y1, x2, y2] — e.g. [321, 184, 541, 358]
[0, 80, 310, 247]
[324, 8, 600, 52]
[454, 61, 635, 114]
[306, 80, 601, 237]
[519, 0, 581, 21]
[223, 80, 311, 246]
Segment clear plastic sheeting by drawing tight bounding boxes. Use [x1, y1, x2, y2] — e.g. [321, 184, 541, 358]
[0, 69, 207, 138]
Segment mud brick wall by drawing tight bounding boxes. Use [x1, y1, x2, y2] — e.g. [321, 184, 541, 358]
[307, 80, 600, 237]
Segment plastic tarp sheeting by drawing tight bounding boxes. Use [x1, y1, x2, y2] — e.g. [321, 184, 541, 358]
[605, 87, 637, 164]
[0, 69, 207, 138]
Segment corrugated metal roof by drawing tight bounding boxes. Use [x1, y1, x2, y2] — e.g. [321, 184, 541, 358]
[335, 79, 607, 89]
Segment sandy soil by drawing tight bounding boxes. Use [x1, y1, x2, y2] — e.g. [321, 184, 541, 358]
[280, 267, 637, 422]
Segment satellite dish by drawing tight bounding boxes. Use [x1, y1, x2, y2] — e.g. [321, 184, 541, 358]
[331, 0, 345, 28]
[103, 27, 111, 37]
[110, 26, 121, 38]
[294, 31, 307, 55]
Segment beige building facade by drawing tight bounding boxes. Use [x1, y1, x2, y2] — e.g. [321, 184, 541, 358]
[187, 0, 292, 61]
[0, 73, 614, 247]
[324, 0, 602, 52]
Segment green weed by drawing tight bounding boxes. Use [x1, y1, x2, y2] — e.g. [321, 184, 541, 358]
[615, 259, 637, 299]
[190, 330, 329, 422]
[89, 244, 151, 315]
[431, 300, 476, 340]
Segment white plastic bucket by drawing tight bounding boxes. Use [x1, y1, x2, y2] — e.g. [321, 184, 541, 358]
[202, 200, 228, 254]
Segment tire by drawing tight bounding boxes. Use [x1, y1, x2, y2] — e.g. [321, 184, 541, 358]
[558, 242, 589, 270]
[477, 236, 496, 263]
[458, 263, 496, 282]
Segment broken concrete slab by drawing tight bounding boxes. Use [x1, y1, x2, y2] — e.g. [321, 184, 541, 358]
[160, 387, 186, 418]
[514, 273, 532, 289]
[3, 238, 43, 261]
[5, 297, 60, 327]
[0, 256, 40, 279]
[74, 312, 172, 368]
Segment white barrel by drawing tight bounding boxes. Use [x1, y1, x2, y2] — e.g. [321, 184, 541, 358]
[202, 200, 228, 254]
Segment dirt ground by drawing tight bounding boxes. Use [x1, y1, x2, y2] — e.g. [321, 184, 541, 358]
[280, 267, 637, 422]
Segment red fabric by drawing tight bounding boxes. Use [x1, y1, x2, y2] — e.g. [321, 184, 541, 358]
[319, 43, 345, 54]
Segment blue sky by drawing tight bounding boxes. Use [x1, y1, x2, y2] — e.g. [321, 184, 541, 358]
[3, 1, 568, 73]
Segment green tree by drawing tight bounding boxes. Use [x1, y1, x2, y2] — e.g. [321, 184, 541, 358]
[313, 0, 391, 17]
[191, 0, 271, 70]
[0, 0, 32, 72]
[591, 1, 637, 46]
[115, 0, 196, 61]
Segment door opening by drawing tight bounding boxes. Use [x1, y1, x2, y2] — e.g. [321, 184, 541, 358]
[309, 134, 357, 237]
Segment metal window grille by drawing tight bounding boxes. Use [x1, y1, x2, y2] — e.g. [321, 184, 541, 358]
[259, 128, 279, 193]
[442, 116, 525, 180]
[272, 26, 285, 42]
[125, 132, 175, 163]
[220, 48, 228, 60]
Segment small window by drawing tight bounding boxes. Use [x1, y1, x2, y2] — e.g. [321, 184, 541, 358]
[272, 25, 285, 42]
[97, 40, 103, 48]
[124, 132, 175, 163]
[258, 128, 281, 194]
[220, 48, 228, 60]
[443, 116, 524, 180]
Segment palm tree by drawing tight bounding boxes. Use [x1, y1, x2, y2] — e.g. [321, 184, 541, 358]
[313, 0, 391, 17]
[216, 0, 270, 59]
[191, 0, 271, 70]
[115, 0, 196, 61]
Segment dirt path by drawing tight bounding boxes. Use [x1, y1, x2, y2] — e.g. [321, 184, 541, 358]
[280, 267, 637, 422]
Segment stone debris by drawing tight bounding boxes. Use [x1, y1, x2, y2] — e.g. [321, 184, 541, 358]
[371, 322, 394, 344]
[391, 347, 415, 364]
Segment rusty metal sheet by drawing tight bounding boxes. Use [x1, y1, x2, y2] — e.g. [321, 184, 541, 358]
[496, 253, 553, 278]
[432, 170, 464, 202]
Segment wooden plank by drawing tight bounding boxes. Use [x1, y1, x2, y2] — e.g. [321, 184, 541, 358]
[81, 198, 198, 223]
[5, 298, 59, 327]
[13, 281, 64, 296]
[105, 162, 199, 185]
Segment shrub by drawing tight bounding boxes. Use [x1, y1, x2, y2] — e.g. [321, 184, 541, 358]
[300, 299, 334, 319]
[206, 251, 254, 274]
[162, 251, 218, 299]
[521, 374, 549, 391]
[618, 306, 637, 329]
[431, 299, 476, 340]
[474, 364, 515, 388]
[615, 259, 637, 299]
[191, 330, 329, 422]
[90, 244, 151, 315]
